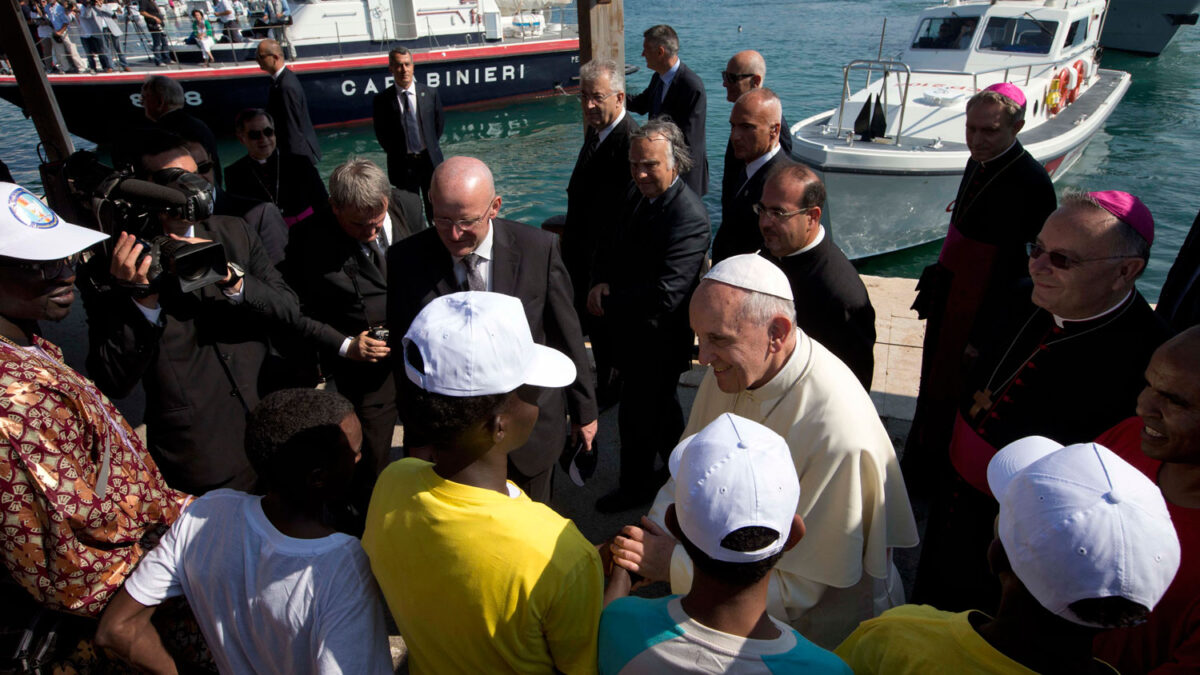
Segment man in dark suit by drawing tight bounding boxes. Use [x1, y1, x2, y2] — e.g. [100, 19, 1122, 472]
[713, 88, 788, 264]
[140, 75, 222, 189]
[564, 56, 638, 403]
[720, 50, 792, 209]
[225, 108, 328, 228]
[284, 158, 421, 527]
[387, 156, 598, 503]
[1157, 208, 1200, 334]
[256, 38, 320, 166]
[758, 162, 876, 388]
[79, 137, 300, 495]
[373, 47, 444, 222]
[588, 119, 710, 512]
[627, 25, 708, 197]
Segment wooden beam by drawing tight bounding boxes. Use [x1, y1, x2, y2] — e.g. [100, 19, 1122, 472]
[577, 0, 624, 71]
[0, 0, 75, 164]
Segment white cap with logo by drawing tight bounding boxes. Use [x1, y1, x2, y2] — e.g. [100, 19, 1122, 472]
[0, 182, 108, 261]
[668, 413, 800, 563]
[987, 436, 1181, 627]
[403, 291, 576, 396]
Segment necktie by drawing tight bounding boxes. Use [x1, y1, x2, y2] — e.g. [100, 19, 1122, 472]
[369, 237, 387, 278]
[575, 132, 599, 174]
[402, 91, 424, 153]
[735, 165, 749, 195]
[461, 252, 485, 292]
[649, 77, 664, 116]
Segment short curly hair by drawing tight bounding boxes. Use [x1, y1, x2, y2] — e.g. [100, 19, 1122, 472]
[244, 388, 356, 489]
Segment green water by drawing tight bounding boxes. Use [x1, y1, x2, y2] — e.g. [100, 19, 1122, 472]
[3, 0, 1198, 299]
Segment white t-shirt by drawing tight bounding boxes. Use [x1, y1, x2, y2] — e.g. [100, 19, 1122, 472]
[125, 490, 393, 675]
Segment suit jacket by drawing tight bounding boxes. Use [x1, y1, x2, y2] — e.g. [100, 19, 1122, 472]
[713, 149, 788, 263]
[628, 62, 709, 196]
[563, 111, 638, 308]
[157, 107, 222, 189]
[594, 179, 710, 373]
[79, 216, 300, 494]
[224, 149, 328, 221]
[387, 218, 599, 475]
[266, 66, 321, 165]
[1157, 208, 1200, 334]
[214, 187, 288, 264]
[722, 112, 792, 207]
[372, 82, 445, 179]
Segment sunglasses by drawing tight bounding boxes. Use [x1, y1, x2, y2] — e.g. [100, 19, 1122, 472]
[721, 71, 755, 84]
[1, 252, 82, 280]
[246, 127, 275, 141]
[1026, 242, 1131, 270]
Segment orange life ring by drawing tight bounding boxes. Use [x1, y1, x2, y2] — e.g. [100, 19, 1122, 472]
[1068, 59, 1086, 103]
[1050, 68, 1071, 114]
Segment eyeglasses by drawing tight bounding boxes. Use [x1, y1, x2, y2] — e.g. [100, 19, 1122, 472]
[721, 71, 755, 85]
[752, 203, 814, 222]
[432, 206, 491, 230]
[1026, 242, 1132, 270]
[245, 127, 275, 140]
[577, 91, 617, 105]
[194, 160, 214, 175]
[1, 252, 82, 280]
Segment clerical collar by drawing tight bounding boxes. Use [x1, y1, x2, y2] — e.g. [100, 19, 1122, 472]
[648, 177, 680, 204]
[745, 332, 810, 397]
[597, 109, 626, 145]
[980, 138, 1018, 166]
[452, 219, 495, 264]
[660, 59, 681, 88]
[784, 225, 825, 257]
[1052, 289, 1134, 328]
[744, 145, 780, 182]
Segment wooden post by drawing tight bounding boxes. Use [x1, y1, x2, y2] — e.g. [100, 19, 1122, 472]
[0, 0, 75, 163]
[578, 0, 625, 72]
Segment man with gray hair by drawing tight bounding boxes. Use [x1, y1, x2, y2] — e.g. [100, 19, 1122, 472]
[284, 157, 416, 531]
[141, 75, 221, 188]
[609, 253, 918, 647]
[588, 118, 709, 512]
[628, 24, 708, 196]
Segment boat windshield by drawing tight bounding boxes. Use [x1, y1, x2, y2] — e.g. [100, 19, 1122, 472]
[911, 16, 979, 50]
[978, 16, 1060, 54]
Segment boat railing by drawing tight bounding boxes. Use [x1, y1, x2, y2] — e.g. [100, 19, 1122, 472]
[837, 55, 1078, 146]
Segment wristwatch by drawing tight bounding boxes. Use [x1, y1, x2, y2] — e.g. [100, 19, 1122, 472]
[218, 262, 245, 289]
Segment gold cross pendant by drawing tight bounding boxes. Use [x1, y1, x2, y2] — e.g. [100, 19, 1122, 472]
[969, 389, 993, 418]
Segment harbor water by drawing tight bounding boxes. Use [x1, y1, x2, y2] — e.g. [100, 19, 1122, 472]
[2, 0, 1197, 299]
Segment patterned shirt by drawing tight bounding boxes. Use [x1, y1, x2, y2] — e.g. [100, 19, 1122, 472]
[0, 335, 189, 617]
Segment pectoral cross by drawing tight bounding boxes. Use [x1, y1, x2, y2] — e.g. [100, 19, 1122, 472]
[969, 389, 993, 418]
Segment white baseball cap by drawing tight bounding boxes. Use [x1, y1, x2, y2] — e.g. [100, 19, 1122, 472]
[987, 436, 1181, 627]
[668, 413, 800, 563]
[703, 253, 794, 301]
[0, 182, 108, 261]
[402, 291, 576, 396]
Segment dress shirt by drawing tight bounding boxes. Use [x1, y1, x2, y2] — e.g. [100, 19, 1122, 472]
[451, 220, 495, 290]
[597, 108, 627, 145]
[134, 224, 244, 325]
[659, 59, 681, 92]
[395, 84, 426, 153]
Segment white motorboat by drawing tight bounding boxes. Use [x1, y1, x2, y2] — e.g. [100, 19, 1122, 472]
[1101, 0, 1200, 56]
[789, 0, 1130, 260]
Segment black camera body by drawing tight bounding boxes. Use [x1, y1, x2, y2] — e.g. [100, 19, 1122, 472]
[368, 325, 390, 342]
[136, 235, 229, 293]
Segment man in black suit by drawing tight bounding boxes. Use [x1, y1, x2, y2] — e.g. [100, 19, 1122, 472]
[373, 47, 444, 222]
[627, 25, 708, 197]
[387, 156, 598, 503]
[712, 88, 788, 264]
[758, 162, 876, 388]
[1157, 208, 1200, 334]
[720, 50, 792, 207]
[284, 158, 420, 526]
[141, 75, 221, 189]
[225, 108, 328, 228]
[256, 38, 321, 166]
[79, 136, 300, 495]
[564, 57, 638, 402]
[588, 119, 710, 512]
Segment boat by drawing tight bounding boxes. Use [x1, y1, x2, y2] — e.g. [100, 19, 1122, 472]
[788, 0, 1130, 260]
[1100, 0, 1200, 56]
[0, 0, 581, 143]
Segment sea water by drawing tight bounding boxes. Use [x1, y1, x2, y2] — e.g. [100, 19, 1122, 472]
[2, 0, 1197, 299]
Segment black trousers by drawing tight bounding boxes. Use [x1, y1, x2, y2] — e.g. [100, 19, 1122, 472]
[387, 150, 435, 223]
[617, 365, 684, 496]
[912, 469, 1001, 614]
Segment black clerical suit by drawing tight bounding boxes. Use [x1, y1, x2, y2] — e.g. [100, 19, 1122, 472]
[224, 149, 328, 226]
[213, 187, 289, 264]
[628, 62, 709, 196]
[373, 82, 444, 219]
[712, 148, 787, 264]
[387, 218, 598, 502]
[761, 232, 876, 388]
[913, 289, 1168, 615]
[79, 216, 301, 495]
[1157, 208, 1200, 334]
[266, 66, 321, 166]
[157, 107, 223, 189]
[593, 179, 710, 497]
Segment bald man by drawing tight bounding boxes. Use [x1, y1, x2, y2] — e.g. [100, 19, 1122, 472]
[386, 156, 598, 503]
[721, 51, 792, 208]
[712, 88, 788, 264]
[257, 38, 321, 166]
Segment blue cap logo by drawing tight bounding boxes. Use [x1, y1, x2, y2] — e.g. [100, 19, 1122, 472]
[8, 187, 59, 230]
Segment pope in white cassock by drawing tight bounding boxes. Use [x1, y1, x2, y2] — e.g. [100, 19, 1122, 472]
[611, 254, 919, 649]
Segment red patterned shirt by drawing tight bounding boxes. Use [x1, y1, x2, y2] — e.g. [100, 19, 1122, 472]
[0, 334, 190, 617]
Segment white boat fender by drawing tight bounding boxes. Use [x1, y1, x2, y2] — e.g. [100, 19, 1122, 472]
[921, 87, 966, 106]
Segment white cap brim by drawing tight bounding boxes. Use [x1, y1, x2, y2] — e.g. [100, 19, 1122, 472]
[0, 183, 108, 260]
[524, 343, 577, 389]
[987, 435, 1063, 501]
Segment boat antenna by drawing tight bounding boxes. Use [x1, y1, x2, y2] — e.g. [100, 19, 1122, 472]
[877, 18, 887, 60]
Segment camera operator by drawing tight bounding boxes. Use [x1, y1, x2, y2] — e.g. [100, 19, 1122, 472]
[136, 0, 169, 65]
[78, 133, 301, 496]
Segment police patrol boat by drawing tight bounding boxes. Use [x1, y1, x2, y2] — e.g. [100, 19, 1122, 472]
[788, 0, 1130, 259]
[0, 0, 580, 142]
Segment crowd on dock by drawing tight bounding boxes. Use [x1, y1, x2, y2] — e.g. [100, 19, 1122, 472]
[2, 21, 1200, 675]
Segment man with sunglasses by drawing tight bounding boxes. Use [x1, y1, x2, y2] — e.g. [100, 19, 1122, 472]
[387, 156, 597, 504]
[225, 107, 327, 228]
[141, 75, 222, 190]
[913, 189, 1169, 616]
[720, 50, 792, 192]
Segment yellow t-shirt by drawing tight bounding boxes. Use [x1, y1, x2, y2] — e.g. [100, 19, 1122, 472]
[362, 458, 603, 675]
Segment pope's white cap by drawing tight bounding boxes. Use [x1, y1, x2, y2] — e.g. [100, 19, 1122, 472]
[668, 413, 800, 563]
[702, 253, 794, 301]
[402, 291, 576, 396]
[987, 436, 1181, 627]
[0, 182, 107, 261]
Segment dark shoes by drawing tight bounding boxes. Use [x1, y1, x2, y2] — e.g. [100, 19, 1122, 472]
[595, 488, 656, 514]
